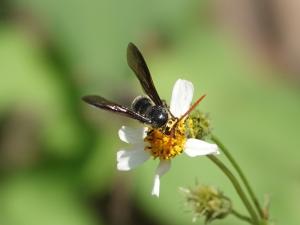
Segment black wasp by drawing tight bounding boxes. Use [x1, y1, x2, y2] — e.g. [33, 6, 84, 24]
[82, 43, 175, 132]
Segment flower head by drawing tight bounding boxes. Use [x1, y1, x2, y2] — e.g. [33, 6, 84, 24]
[180, 185, 232, 223]
[117, 79, 219, 197]
[186, 110, 212, 140]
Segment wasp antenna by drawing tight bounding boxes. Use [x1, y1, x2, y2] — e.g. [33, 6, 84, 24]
[178, 94, 206, 122]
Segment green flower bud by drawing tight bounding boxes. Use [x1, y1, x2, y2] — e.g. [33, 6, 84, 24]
[185, 110, 212, 140]
[180, 185, 232, 223]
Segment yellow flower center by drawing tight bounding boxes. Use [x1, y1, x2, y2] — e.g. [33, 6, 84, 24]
[144, 120, 187, 160]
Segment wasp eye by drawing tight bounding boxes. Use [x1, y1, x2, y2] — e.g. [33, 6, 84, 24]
[146, 106, 168, 128]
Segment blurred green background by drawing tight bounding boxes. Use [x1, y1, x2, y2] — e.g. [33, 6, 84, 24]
[0, 0, 299, 225]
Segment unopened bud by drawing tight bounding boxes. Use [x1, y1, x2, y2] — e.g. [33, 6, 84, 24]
[180, 185, 232, 223]
[186, 110, 212, 140]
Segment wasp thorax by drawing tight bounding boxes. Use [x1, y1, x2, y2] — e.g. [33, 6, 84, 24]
[132, 96, 168, 128]
[146, 106, 168, 128]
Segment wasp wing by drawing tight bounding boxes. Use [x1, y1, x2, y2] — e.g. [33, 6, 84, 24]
[82, 95, 152, 124]
[127, 42, 163, 106]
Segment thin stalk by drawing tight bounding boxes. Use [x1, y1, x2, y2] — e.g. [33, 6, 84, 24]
[207, 155, 260, 225]
[231, 209, 253, 224]
[211, 135, 264, 219]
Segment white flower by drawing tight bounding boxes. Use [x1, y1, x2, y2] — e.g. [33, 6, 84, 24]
[117, 79, 219, 197]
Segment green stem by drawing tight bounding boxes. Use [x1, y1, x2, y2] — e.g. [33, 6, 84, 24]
[231, 209, 253, 224]
[211, 135, 264, 219]
[207, 155, 260, 225]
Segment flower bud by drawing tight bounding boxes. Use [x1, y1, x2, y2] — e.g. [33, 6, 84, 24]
[180, 185, 232, 223]
[185, 110, 212, 140]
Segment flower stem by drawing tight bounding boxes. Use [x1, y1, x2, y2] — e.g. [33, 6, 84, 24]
[231, 209, 253, 224]
[207, 155, 260, 225]
[211, 135, 264, 219]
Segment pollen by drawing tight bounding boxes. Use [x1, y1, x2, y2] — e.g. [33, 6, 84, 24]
[144, 120, 187, 160]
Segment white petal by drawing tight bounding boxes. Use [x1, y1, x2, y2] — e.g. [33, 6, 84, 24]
[184, 138, 219, 157]
[170, 79, 194, 117]
[118, 126, 147, 144]
[117, 145, 151, 171]
[151, 160, 171, 197]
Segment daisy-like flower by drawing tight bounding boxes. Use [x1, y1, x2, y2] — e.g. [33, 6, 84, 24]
[117, 79, 219, 197]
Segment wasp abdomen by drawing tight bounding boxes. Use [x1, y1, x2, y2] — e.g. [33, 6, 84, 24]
[132, 96, 152, 114]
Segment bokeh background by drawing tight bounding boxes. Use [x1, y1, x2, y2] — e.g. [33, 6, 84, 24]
[0, 0, 300, 225]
